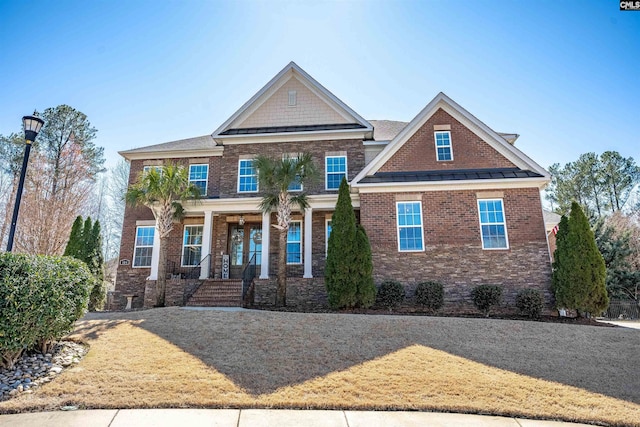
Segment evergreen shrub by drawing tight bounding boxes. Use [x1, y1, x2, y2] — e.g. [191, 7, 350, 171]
[376, 280, 405, 310]
[471, 284, 503, 317]
[0, 253, 92, 369]
[515, 289, 544, 319]
[415, 281, 444, 311]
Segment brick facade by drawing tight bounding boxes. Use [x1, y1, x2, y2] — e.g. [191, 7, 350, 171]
[379, 108, 516, 173]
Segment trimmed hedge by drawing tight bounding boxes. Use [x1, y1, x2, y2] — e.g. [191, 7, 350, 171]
[471, 284, 503, 317]
[376, 280, 405, 311]
[516, 289, 544, 319]
[0, 253, 92, 369]
[415, 281, 444, 312]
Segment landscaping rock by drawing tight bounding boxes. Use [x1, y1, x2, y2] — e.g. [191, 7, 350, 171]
[0, 341, 88, 401]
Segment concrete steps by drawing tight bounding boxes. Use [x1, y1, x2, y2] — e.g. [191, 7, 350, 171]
[186, 279, 243, 307]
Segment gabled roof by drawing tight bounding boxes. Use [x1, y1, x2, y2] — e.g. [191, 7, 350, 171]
[359, 168, 544, 184]
[353, 92, 550, 186]
[369, 120, 408, 141]
[118, 135, 221, 160]
[212, 62, 373, 142]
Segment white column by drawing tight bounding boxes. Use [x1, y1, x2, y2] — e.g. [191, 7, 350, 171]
[148, 218, 161, 280]
[303, 207, 313, 278]
[200, 211, 213, 279]
[259, 211, 270, 279]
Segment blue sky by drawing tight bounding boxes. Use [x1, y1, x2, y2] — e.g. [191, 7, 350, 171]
[1, 0, 638, 171]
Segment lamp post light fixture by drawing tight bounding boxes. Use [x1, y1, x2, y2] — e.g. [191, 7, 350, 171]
[6, 114, 45, 252]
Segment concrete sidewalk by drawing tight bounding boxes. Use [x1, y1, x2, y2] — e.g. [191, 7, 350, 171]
[0, 409, 596, 426]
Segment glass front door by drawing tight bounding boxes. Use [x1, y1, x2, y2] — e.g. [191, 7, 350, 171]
[229, 223, 262, 278]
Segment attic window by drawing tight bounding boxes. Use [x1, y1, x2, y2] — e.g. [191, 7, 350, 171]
[288, 90, 297, 106]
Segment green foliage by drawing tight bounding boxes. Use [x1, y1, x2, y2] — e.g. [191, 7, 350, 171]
[471, 285, 503, 317]
[64, 216, 84, 257]
[63, 216, 106, 311]
[515, 289, 544, 318]
[354, 225, 376, 308]
[376, 280, 405, 311]
[552, 202, 609, 316]
[325, 178, 358, 308]
[594, 218, 640, 300]
[0, 253, 92, 368]
[415, 281, 444, 311]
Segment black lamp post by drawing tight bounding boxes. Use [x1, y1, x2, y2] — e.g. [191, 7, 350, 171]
[6, 114, 45, 252]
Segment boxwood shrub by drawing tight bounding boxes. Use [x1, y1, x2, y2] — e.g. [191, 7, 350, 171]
[0, 253, 92, 369]
[376, 280, 405, 311]
[415, 281, 444, 312]
[471, 284, 503, 317]
[516, 289, 544, 319]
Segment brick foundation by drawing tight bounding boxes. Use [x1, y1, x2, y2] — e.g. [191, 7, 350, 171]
[254, 277, 328, 310]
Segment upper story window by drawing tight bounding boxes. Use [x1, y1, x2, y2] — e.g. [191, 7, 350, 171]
[288, 90, 297, 106]
[143, 165, 162, 174]
[182, 225, 204, 266]
[238, 159, 258, 193]
[396, 201, 424, 252]
[189, 164, 208, 196]
[133, 226, 155, 267]
[326, 155, 347, 190]
[284, 155, 303, 192]
[478, 199, 509, 249]
[287, 221, 302, 264]
[435, 131, 453, 161]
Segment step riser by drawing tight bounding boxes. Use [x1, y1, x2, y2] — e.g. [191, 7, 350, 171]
[186, 279, 246, 307]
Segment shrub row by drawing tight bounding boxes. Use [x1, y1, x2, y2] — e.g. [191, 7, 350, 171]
[0, 253, 92, 369]
[374, 280, 544, 318]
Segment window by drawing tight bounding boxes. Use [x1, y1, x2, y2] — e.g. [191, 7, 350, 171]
[287, 221, 302, 264]
[325, 219, 332, 256]
[396, 202, 424, 252]
[288, 90, 297, 106]
[478, 199, 509, 249]
[182, 225, 204, 266]
[238, 159, 258, 193]
[326, 155, 347, 190]
[133, 226, 155, 267]
[143, 165, 162, 174]
[285, 155, 302, 191]
[435, 131, 453, 161]
[189, 164, 208, 196]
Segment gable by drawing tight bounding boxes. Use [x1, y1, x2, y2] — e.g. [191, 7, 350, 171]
[378, 108, 516, 173]
[236, 76, 350, 128]
[213, 62, 372, 142]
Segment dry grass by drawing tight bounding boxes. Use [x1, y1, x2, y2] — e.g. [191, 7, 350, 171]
[1, 308, 639, 426]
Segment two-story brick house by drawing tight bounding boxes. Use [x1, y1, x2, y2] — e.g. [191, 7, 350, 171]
[114, 62, 552, 311]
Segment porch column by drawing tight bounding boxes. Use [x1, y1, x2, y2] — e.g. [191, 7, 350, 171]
[148, 218, 161, 280]
[260, 211, 270, 279]
[303, 207, 313, 278]
[200, 211, 214, 279]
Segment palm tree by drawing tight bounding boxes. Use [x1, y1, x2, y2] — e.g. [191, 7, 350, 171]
[125, 162, 201, 307]
[254, 153, 319, 307]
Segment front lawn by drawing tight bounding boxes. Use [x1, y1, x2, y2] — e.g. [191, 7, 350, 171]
[1, 308, 638, 426]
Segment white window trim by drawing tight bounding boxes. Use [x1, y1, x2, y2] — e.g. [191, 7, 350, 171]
[181, 225, 204, 267]
[237, 159, 258, 193]
[142, 165, 163, 174]
[287, 220, 303, 265]
[477, 198, 510, 250]
[396, 201, 425, 252]
[189, 164, 208, 196]
[325, 155, 348, 191]
[325, 218, 332, 256]
[434, 131, 454, 162]
[133, 226, 155, 268]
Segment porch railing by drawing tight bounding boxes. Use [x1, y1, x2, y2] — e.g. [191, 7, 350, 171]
[242, 253, 257, 299]
[168, 254, 211, 279]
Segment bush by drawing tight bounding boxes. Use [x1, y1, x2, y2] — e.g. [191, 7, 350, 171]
[471, 284, 503, 317]
[0, 253, 92, 368]
[376, 280, 405, 311]
[415, 281, 444, 311]
[516, 289, 544, 318]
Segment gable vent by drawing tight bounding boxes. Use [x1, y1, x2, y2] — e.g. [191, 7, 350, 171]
[288, 90, 297, 106]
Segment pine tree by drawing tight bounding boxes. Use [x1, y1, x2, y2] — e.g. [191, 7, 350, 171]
[552, 202, 608, 316]
[87, 220, 106, 311]
[354, 224, 376, 308]
[81, 217, 93, 263]
[325, 178, 358, 308]
[64, 216, 84, 258]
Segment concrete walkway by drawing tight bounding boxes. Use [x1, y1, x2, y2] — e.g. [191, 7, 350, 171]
[0, 409, 596, 426]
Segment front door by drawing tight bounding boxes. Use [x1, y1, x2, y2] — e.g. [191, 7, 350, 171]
[228, 223, 262, 279]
